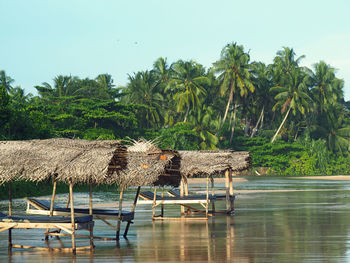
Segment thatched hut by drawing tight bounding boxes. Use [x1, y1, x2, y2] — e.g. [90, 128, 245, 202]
[0, 138, 181, 249]
[0, 138, 181, 187]
[178, 150, 251, 177]
[176, 150, 251, 214]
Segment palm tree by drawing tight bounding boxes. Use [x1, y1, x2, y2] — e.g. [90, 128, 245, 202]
[35, 75, 76, 99]
[314, 104, 350, 155]
[125, 70, 164, 128]
[249, 62, 273, 137]
[271, 47, 305, 84]
[213, 42, 254, 128]
[167, 60, 208, 122]
[188, 105, 219, 149]
[0, 70, 14, 92]
[270, 68, 312, 143]
[310, 61, 344, 113]
[153, 57, 172, 90]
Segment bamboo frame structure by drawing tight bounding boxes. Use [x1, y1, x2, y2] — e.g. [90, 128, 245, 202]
[1, 181, 94, 253]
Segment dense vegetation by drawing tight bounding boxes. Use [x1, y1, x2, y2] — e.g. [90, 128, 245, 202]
[1, 43, 350, 176]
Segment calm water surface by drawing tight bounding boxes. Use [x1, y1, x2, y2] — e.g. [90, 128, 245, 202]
[1, 177, 350, 262]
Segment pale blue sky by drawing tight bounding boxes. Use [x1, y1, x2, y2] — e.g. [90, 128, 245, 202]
[1, 0, 349, 100]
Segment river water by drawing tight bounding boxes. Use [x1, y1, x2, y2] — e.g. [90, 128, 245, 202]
[1, 177, 350, 262]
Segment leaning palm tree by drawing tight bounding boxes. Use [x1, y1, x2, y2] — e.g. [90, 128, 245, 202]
[270, 68, 312, 143]
[213, 42, 254, 128]
[166, 60, 208, 122]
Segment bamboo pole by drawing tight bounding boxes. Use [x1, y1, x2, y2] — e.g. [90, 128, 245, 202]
[228, 169, 234, 212]
[206, 176, 209, 218]
[225, 170, 230, 212]
[88, 181, 94, 251]
[46, 179, 57, 240]
[8, 181, 12, 252]
[69, 182, 76, 254]
[180, 179, 184, 214]
[124, 186, 141, 238]
[211, 176, 215, 214]
[161, 187, 164, 217]
[116, 185, 125, 241]
[184, 176, 189, 196]
[152, 186, 157, 218]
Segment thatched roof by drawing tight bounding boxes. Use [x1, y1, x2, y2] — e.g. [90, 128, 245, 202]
[0, 139, 181, 187]
[108, 141, 181, 187]
[178, 150, 251, 177]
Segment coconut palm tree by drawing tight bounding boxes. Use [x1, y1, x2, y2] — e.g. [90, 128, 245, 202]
[249, 62, 274, 137]
[188, 105, 219, 149]
[310, 61, 344, 113]
[314, 104, 350, 155]
[166, 60, 208, 122]
[125, 70, 164, 128]
[0, 70, 14, 92]
[270, 68, 312, 142]
[213, 42, 254, 128]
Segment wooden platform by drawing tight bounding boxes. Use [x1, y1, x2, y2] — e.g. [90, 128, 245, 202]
[0, 212, 94, 252]
[26, 198, 134, 221]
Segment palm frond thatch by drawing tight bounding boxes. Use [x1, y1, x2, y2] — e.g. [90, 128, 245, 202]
[179, 150, 251, 177]
[0, 139, 181, 187]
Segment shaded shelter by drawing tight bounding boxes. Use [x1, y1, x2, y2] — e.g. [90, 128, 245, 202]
[177, 150, 251, 214]
[0, 138, 181, 251]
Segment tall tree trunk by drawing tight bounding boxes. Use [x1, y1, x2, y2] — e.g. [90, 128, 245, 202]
[183, 107, 189, 123]
[251, 106, 264, 138]
[229, 102, 238, 143]
[271, 106, 291, 143]
[221, 80, 235, 128]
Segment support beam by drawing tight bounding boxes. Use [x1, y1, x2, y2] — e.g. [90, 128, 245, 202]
[88, 181, 94, 250]
[180, 179, 185, 214]
[124, 186, 141, 238]
[116, 185, 125, 241]
[228, 169, 234, 212]
[152, 186, 157, 218]
[206, 177, 209, 218]
[69, 182, 76, 254]
[46, 179, 57, 240]
[8, 181, 12, 252]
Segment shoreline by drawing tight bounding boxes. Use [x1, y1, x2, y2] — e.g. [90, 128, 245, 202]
[187, 175, 350, 184]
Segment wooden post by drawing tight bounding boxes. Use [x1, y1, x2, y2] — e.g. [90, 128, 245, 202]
[225, 170, 230, 212]
[152, 186, 157, 218]
[46, 179, 57, 240]
[161, 187, 164, 217]
[180, 179, 184, 214]
[65, 192, 70, 208]
[69, 182, 76, 254]
[205, 177, 210, 218]
[123, 186, 141, 238]
[8, 181, 12, 252]
[211, 176, 215, 214]
[49, 180, 57, 216]
[89, 182, 93, 215]
[88, 181, 94, 251]
[184, 176, 189, 196]
[228, 169, 234, 212]
[116, 185, 125, 241]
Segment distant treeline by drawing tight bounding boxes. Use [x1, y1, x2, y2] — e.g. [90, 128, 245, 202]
[1, 43, 350, 176]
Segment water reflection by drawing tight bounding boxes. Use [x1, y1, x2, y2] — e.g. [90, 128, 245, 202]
[3, 178, 350, 262]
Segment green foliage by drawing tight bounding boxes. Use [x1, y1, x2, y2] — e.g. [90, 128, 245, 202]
[1, 41, 350, 176]
[146, 123, 201, 150]
[83, 128, 116, 140]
